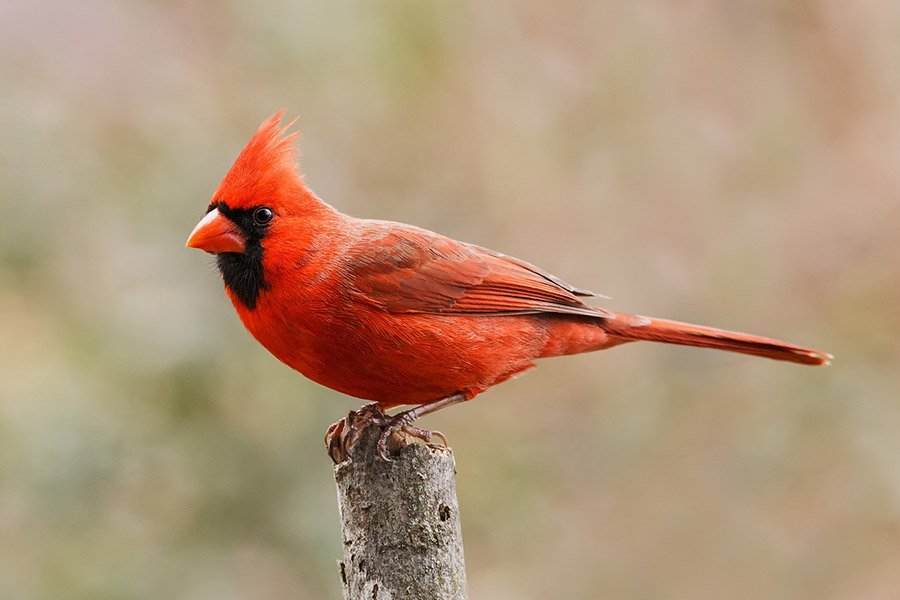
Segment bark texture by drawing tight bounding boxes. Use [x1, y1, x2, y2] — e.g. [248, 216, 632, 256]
[333, 423, 468, 600]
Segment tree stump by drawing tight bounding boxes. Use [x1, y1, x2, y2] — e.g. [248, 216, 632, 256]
[330, 412, 468, 600]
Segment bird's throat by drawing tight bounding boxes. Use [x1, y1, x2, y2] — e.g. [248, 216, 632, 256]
[216, 244, 268, 310]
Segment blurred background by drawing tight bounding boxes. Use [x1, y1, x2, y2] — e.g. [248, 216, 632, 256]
[1, 0, 898, 598]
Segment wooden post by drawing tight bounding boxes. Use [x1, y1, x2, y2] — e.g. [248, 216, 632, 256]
[330, 416, 468, 600]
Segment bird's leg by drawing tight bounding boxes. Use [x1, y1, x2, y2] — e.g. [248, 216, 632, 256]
[376, 393, 467, 461]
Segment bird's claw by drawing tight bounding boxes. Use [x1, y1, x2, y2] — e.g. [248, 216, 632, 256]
[375, 422, 448, 462]
[373, 410, 449, 462]
[325, 417, 349, 463]
[325, 403, 388, 464]
[325, 403, 449, 463]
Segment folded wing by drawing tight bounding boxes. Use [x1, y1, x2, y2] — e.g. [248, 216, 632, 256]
[347, 223, 613, 319]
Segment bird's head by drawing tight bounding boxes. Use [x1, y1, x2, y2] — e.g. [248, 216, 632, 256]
[186, 111, 326, 309]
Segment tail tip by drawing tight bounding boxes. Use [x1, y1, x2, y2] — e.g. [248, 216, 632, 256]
[798, 349, 833, 366]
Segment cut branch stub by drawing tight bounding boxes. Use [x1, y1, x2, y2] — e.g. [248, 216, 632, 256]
[332, 419, 468, 600]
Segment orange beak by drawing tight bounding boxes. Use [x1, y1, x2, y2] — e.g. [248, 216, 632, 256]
[186, 208, 246, 254]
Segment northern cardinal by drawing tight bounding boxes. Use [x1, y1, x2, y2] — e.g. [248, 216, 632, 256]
[187, 112, 831, 458]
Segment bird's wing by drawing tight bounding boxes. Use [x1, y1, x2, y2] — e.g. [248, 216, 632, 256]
[346, 223, 614, 319]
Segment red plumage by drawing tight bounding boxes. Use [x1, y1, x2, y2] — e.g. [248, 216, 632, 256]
[187, 113, 831, 419]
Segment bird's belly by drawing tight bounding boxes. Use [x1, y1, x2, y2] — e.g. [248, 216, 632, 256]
[247, 306, 549, 407]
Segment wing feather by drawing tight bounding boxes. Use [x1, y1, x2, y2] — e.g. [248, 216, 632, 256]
[347, 223, 613, 320]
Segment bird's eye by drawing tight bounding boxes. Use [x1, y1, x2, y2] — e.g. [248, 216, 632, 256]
[253, 207, 274, 225]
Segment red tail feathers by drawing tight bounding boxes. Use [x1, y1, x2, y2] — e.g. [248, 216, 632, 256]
[605, 312, 832, 366]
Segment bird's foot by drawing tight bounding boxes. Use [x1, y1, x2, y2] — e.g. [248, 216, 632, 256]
[373, 412, 448, 462]
[325, 403, 449, 463]
[326, 403, 388, 464]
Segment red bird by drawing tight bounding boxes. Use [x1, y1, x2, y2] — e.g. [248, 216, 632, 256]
[187, 112, 831, 458]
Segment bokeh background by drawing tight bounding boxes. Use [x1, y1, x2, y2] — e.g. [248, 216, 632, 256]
[2, 1, 898, 598]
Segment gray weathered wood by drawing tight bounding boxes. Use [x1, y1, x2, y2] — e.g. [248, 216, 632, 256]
[333, 423, 468, 600]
